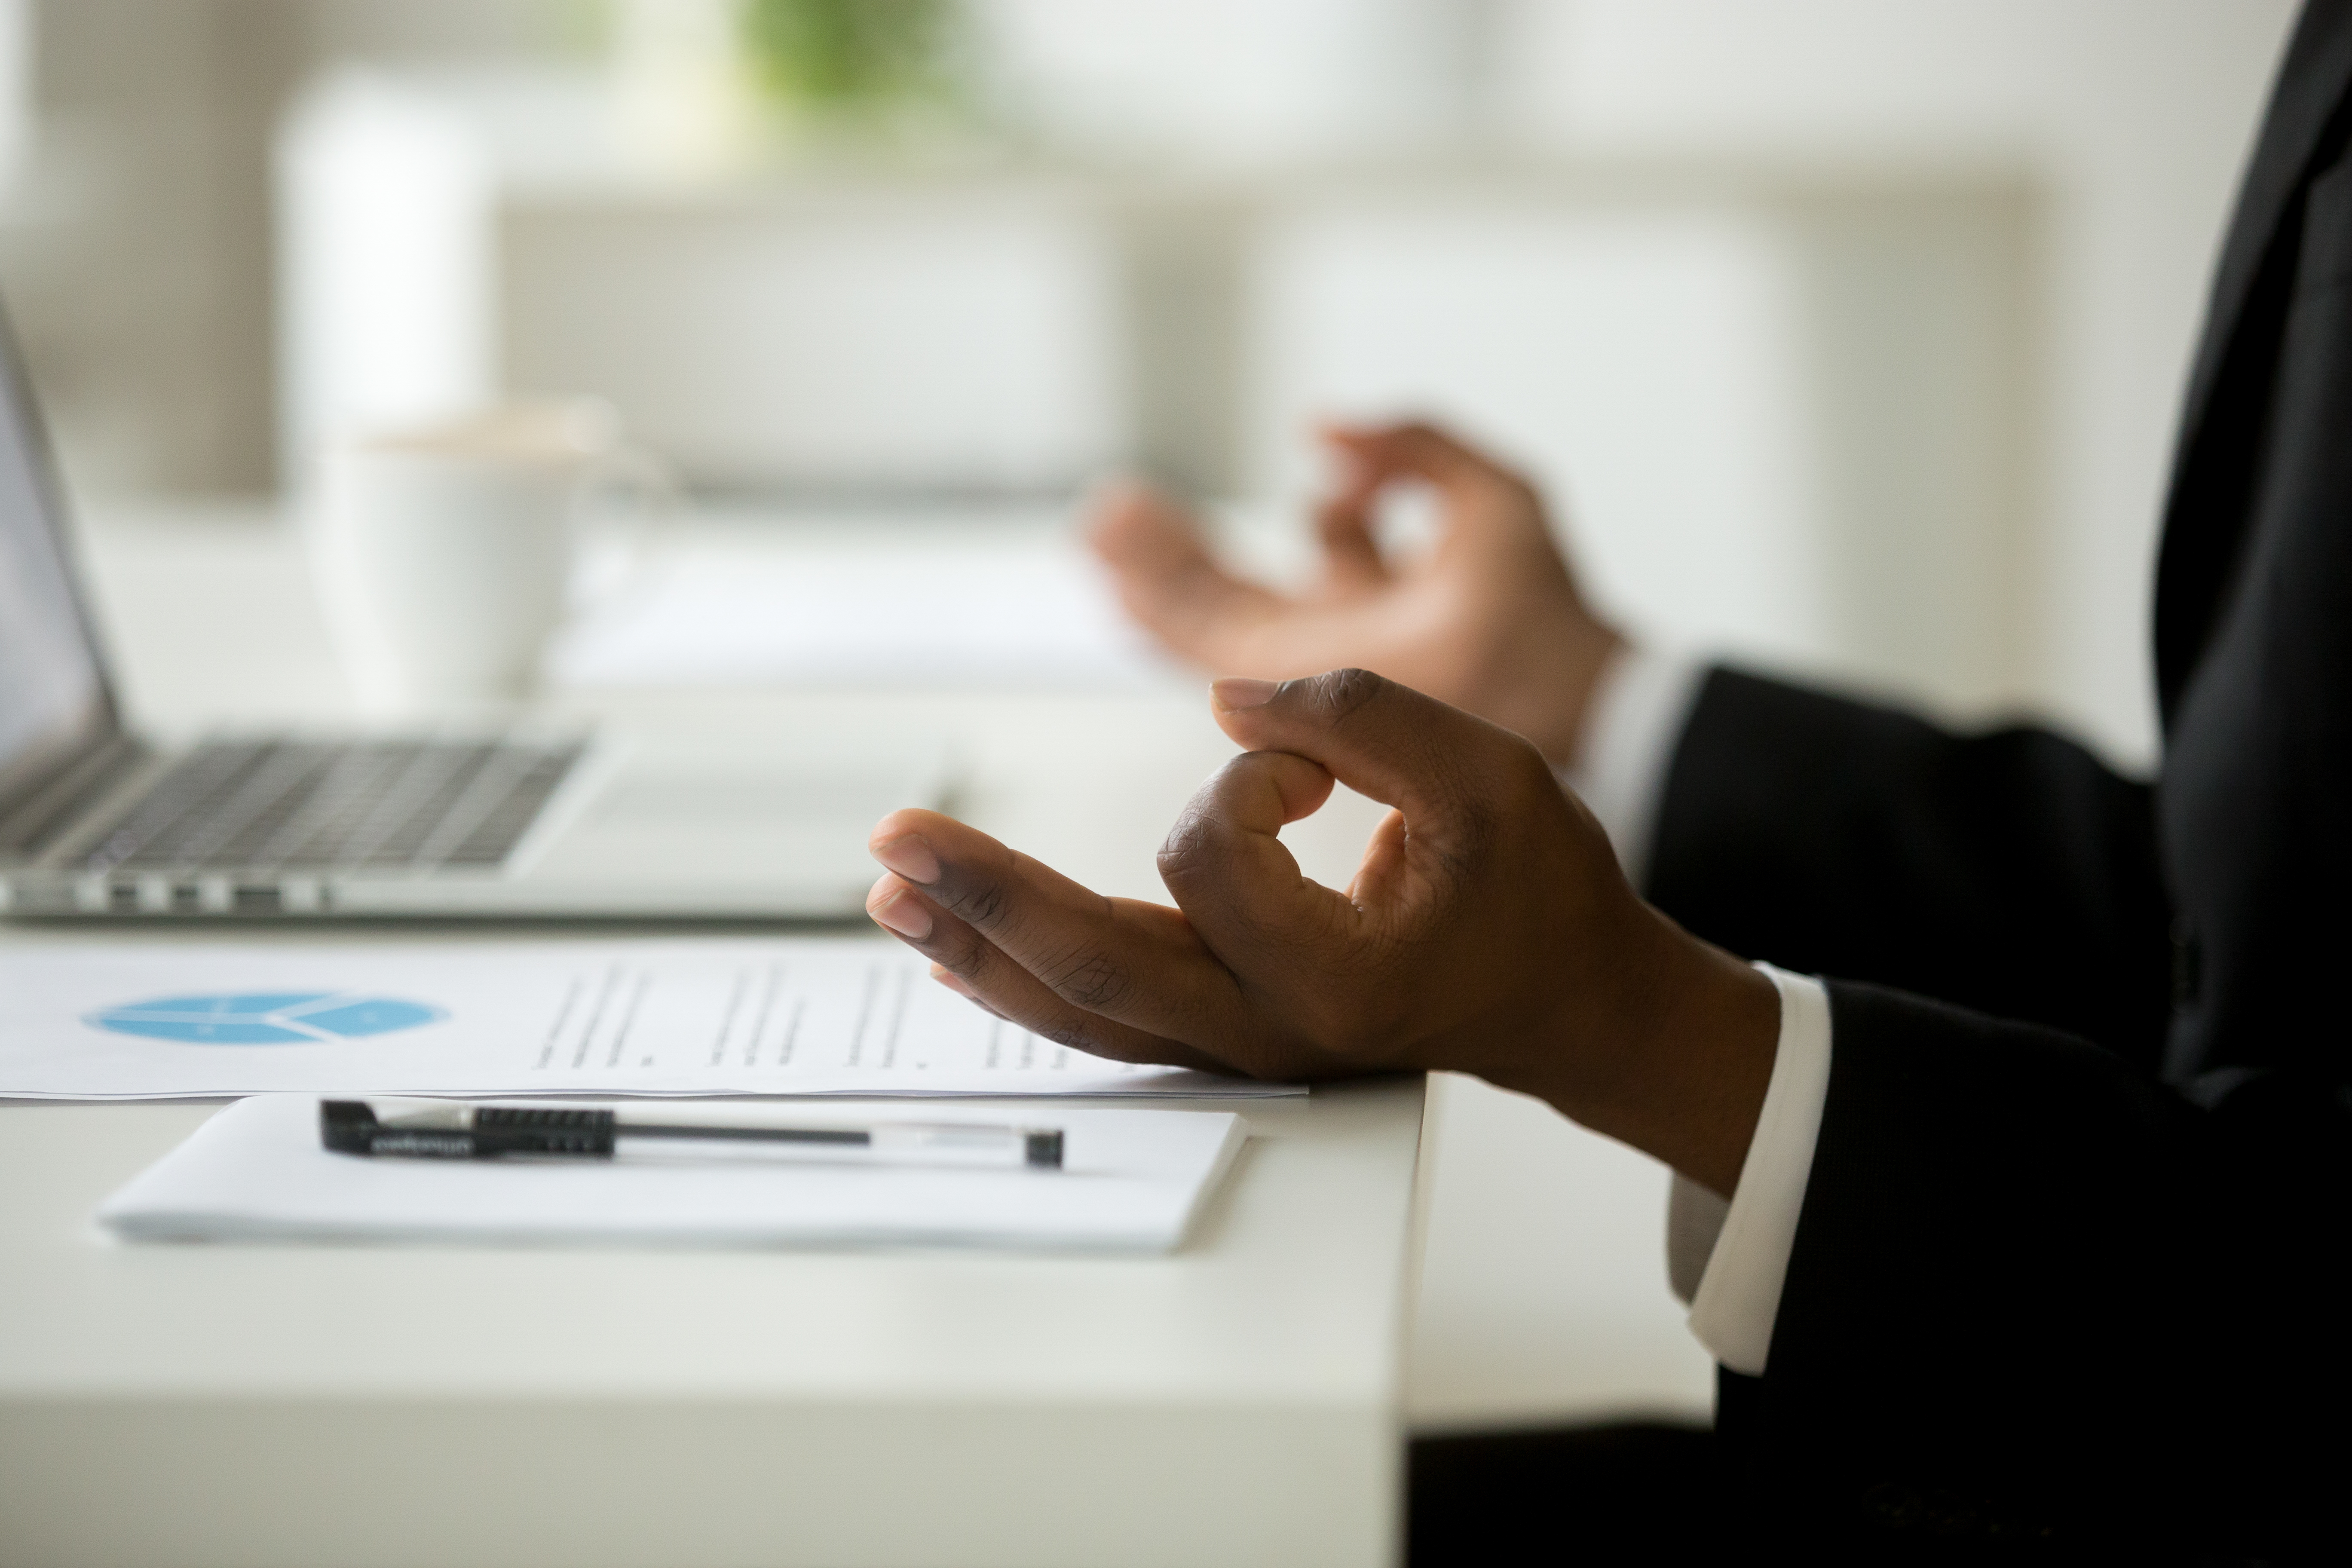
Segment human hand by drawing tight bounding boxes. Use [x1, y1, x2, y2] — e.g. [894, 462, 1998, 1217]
[1088, 423, 1623, 766]
[865, 670, 1778, 1197]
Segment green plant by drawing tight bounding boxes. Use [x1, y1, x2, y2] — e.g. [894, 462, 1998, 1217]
[741, 0, 952, 107]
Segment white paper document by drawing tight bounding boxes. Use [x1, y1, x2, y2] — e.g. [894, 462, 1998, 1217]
[0, 939, 1297, 1101]
[99, 1095, 1248, 1253]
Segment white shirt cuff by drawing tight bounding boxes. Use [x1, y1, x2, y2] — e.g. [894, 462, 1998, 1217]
[1564, 648, 1828, 1376]
[1678, 964, 1834, 1377]
[1559, 645, 1707, 891]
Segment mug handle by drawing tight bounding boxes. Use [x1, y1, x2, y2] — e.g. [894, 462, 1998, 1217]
[570, 443, 683, 615]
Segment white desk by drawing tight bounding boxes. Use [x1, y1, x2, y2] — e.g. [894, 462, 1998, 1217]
[0, 505, 1431, 1567]
[1, 1084, 1423, 1568]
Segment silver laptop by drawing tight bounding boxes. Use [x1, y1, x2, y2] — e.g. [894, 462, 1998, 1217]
[0, 312, 944, 921]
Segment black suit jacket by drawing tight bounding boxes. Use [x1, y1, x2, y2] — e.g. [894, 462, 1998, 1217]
[1643, 4, 2352, 1558]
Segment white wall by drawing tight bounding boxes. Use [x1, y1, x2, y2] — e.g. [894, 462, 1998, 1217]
[505, 187, 1127, 494]
[1497, 0, 2300, 762]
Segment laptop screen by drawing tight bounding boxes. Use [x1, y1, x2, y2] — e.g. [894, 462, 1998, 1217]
[0, 311, 115, 819]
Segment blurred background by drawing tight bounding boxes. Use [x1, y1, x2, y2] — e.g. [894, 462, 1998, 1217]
[0, 0, 2300, 1426]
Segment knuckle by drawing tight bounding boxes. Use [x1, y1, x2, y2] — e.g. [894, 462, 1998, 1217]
[1495, 737, 1560, 808]
[928, 847, 1044, 936]
[1038, 942, 1131, 1012]
[1302, 666, 1387, 726]
[1156, 800, 1224, 885]
[963, 879, 1008, 928]
[935, 872, 1008, 932]
[925, 920, 993, 980]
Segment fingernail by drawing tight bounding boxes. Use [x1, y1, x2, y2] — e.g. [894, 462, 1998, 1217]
[1212, 677, 1280, 711]
[870, 834, 940, 884]
[868, 883, 933, 941]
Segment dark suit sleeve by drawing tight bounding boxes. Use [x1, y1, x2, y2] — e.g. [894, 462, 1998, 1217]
[1719, 979, 2349, 1557]
[1645, 668, 2175, 1063]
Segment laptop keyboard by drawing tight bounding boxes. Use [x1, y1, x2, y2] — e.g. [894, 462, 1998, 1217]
[74, 739, 584, 875]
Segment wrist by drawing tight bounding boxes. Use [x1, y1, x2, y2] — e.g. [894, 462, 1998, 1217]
[1514, 619, 1627, 766]
[1522, 912, 1779, 1197]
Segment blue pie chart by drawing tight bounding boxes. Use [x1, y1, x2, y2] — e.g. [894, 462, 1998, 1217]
[85, 992, 446, 1045]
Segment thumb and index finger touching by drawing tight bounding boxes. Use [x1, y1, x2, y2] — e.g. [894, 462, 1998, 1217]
[1160, 670, 1532, 952]
[1205, 668, 1513, 825]
[860, 669, 1531, 1079]
[1090, 422, 1537, 638]
[1318, 422, 1535, 527]
[1315, 422, 1486, 586]
[1318, 420, 1564, 585]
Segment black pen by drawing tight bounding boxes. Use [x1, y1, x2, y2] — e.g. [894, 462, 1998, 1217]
[320, 1098, 1065, 1169]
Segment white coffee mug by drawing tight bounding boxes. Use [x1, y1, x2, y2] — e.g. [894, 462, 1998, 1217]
[309, 401, 669, 715]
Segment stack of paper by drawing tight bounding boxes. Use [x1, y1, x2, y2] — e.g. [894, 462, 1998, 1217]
[100, 1095, 1248, 1254]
